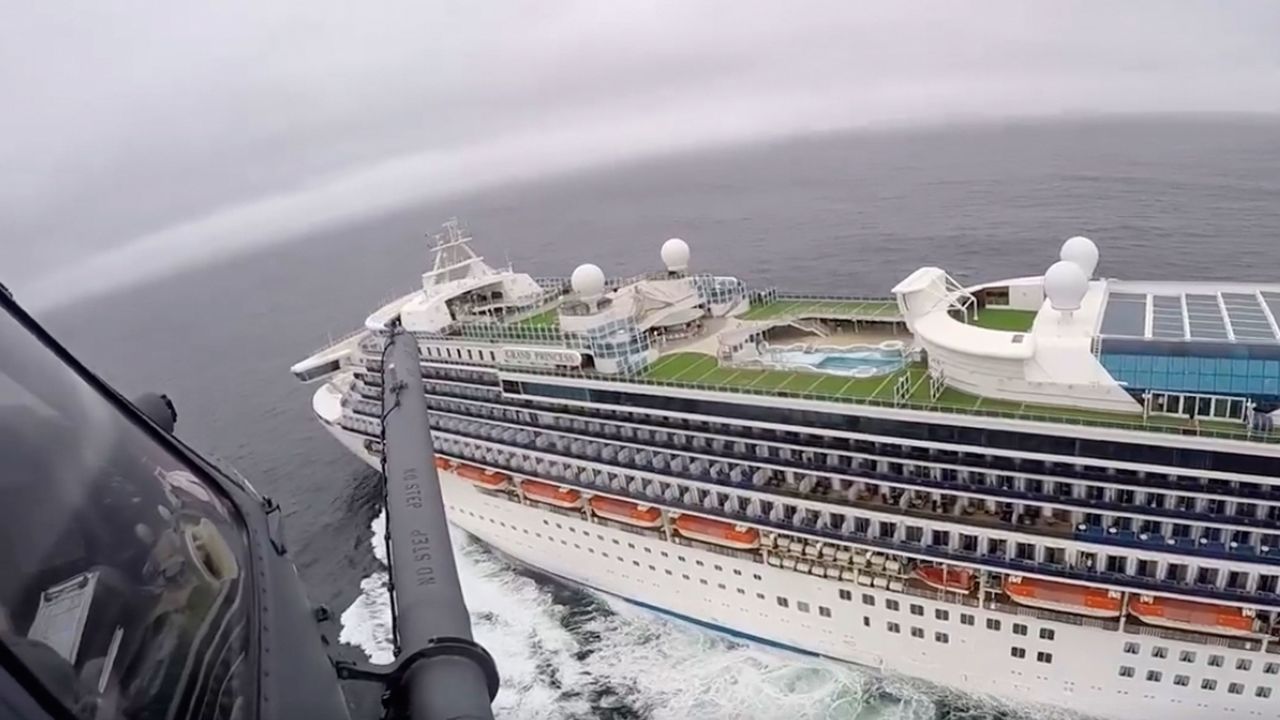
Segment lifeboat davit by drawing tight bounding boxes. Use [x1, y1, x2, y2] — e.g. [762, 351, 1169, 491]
[455, 464, 508, 490]
[1129, 595, 1257, 637]
[521, 480, 583, 509]
[589, 496, 662, 528]
[672, 515, 759, 550]
[1004, 576, 1122, 618]
[914, 565, 974, 593]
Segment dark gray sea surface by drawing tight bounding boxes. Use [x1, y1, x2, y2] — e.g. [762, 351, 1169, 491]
[36, 116, 1280, 719]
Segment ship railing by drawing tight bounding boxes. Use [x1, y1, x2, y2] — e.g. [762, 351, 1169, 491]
[898, 582, 981, 608]
[303, 326, 368, 357]
[591, 517, 663, 539]
[431, 381, 1280, 504]
[504, 366, 1277, 445]
[982, 598, 1121, 631]
[1121, 621, 1263, 652]
[429, 407, 1280, 572]
[668, 534, 764, 563]
[434, 429, 1280, 610]
[524, 503, 583, 521]
[774, 291, 901, 303]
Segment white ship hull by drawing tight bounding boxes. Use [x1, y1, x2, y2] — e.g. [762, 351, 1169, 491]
[330, 424, 1279, 720]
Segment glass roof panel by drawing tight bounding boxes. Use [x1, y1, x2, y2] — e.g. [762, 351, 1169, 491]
[1100, 292, 1147, 337]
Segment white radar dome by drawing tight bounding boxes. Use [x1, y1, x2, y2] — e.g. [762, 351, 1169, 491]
[661, 237, 691, 272]
[1043, 260, 1089, 312]
[1059, 235, 1099, 279]
[571, 263, 606, 300]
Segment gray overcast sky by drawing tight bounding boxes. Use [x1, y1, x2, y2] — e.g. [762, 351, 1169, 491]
[3, 1, 1279, 307]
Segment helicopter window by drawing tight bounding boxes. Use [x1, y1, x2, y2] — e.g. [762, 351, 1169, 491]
[0, 305, 254, 719]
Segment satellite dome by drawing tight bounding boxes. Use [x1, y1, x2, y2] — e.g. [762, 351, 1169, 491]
[571, 263, 606, 301]
[661, 238, 691, 272]
[1043, 260, 1089, 312]
[1059, 235, 1099, 279]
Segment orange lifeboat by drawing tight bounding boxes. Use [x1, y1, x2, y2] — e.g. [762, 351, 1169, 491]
[521, 480, 583, 509]
[454, 464, 508, 490]
[434, 456, 455, 471]
[1004, 576, 1122, 618]
[589, 496, 662, 528]
[914, 565, 974, 594]
[672, 515, 759, 550]
[1129, 595, 1257, 638]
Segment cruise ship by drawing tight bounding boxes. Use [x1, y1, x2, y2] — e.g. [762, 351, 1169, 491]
[292, 220, 1280, 720]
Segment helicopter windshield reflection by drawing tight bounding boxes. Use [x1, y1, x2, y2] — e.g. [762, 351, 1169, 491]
[0, 307, 254, 720]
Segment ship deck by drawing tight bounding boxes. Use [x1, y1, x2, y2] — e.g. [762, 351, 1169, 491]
[643, 352, 1268, 442]
[738, 298, 900, 322]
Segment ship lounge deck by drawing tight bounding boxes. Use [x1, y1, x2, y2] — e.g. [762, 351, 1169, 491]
[642, 352, 1273, 444]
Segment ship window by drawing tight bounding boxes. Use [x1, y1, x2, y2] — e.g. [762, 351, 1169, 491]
[1151, 646, 1167, 659]
[648, 565, 655, 571]
[1179, 651, 1196, 663]
[1235, 658, 1251, 671]
[1039, 628, 1055, 641]
[935, 609, 949, 622]
[1228, 682, 1243, 695]
[1173, 674, 1189, 687]
[910, 627, 924, 639]
[717, 583, 726, 590]
[737, 588, 745, 595]
[644, 547, 651, 554]
[756, 593, 765, 600]
[1258, 687, 1272, 699]
[1012, 623, 1028, 636]
[681, 574, 689, 580]
[887, 622, 900, 634]
[838, 589, 852, 601]
[699, 579, 707, 586]
[819, 606, 831, 618]
[1123, 642, 1140, 655]
[1119, 666, 1135, 678]
[660, 551, 668, 557]
[1146, 670, 1162, 683]
[935, 632, 949, 644]
[628, 543, 635, 549]
[863, 617, 871, 627]
[862, 594, 875, 606]
[1202, 679, 1217, 691]
[752, 573, 762, 581]
[665, 569, 672, 576]
[695, 560, 704, 567]
[886, 599, 899, 612]
[910, 604, 923, 617]
[679, 556, 686, 562]
[733, 569, 741, 576]
[777, 596, 789, 608]
[961, 613, 975, 626]
[1265, 662, 1280, 675]
[1036, 652, 1052, 664]
[1208, 654, 1224, 667]
[797, 601, 810, 613]
[714, 564, 722, 571]
[1011, 647, 1026, 659]
[986, 619, 1001, 632]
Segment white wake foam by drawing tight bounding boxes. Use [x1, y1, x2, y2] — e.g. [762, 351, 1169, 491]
[338, 511, 1059, 719]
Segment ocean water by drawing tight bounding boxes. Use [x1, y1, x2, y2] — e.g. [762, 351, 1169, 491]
[35, 117, 1280, 719]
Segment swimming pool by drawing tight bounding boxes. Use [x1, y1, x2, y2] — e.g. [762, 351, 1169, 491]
[762, 341, 907, 378]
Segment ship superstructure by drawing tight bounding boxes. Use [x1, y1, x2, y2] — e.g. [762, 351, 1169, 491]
[293, 220, 1280, 720]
